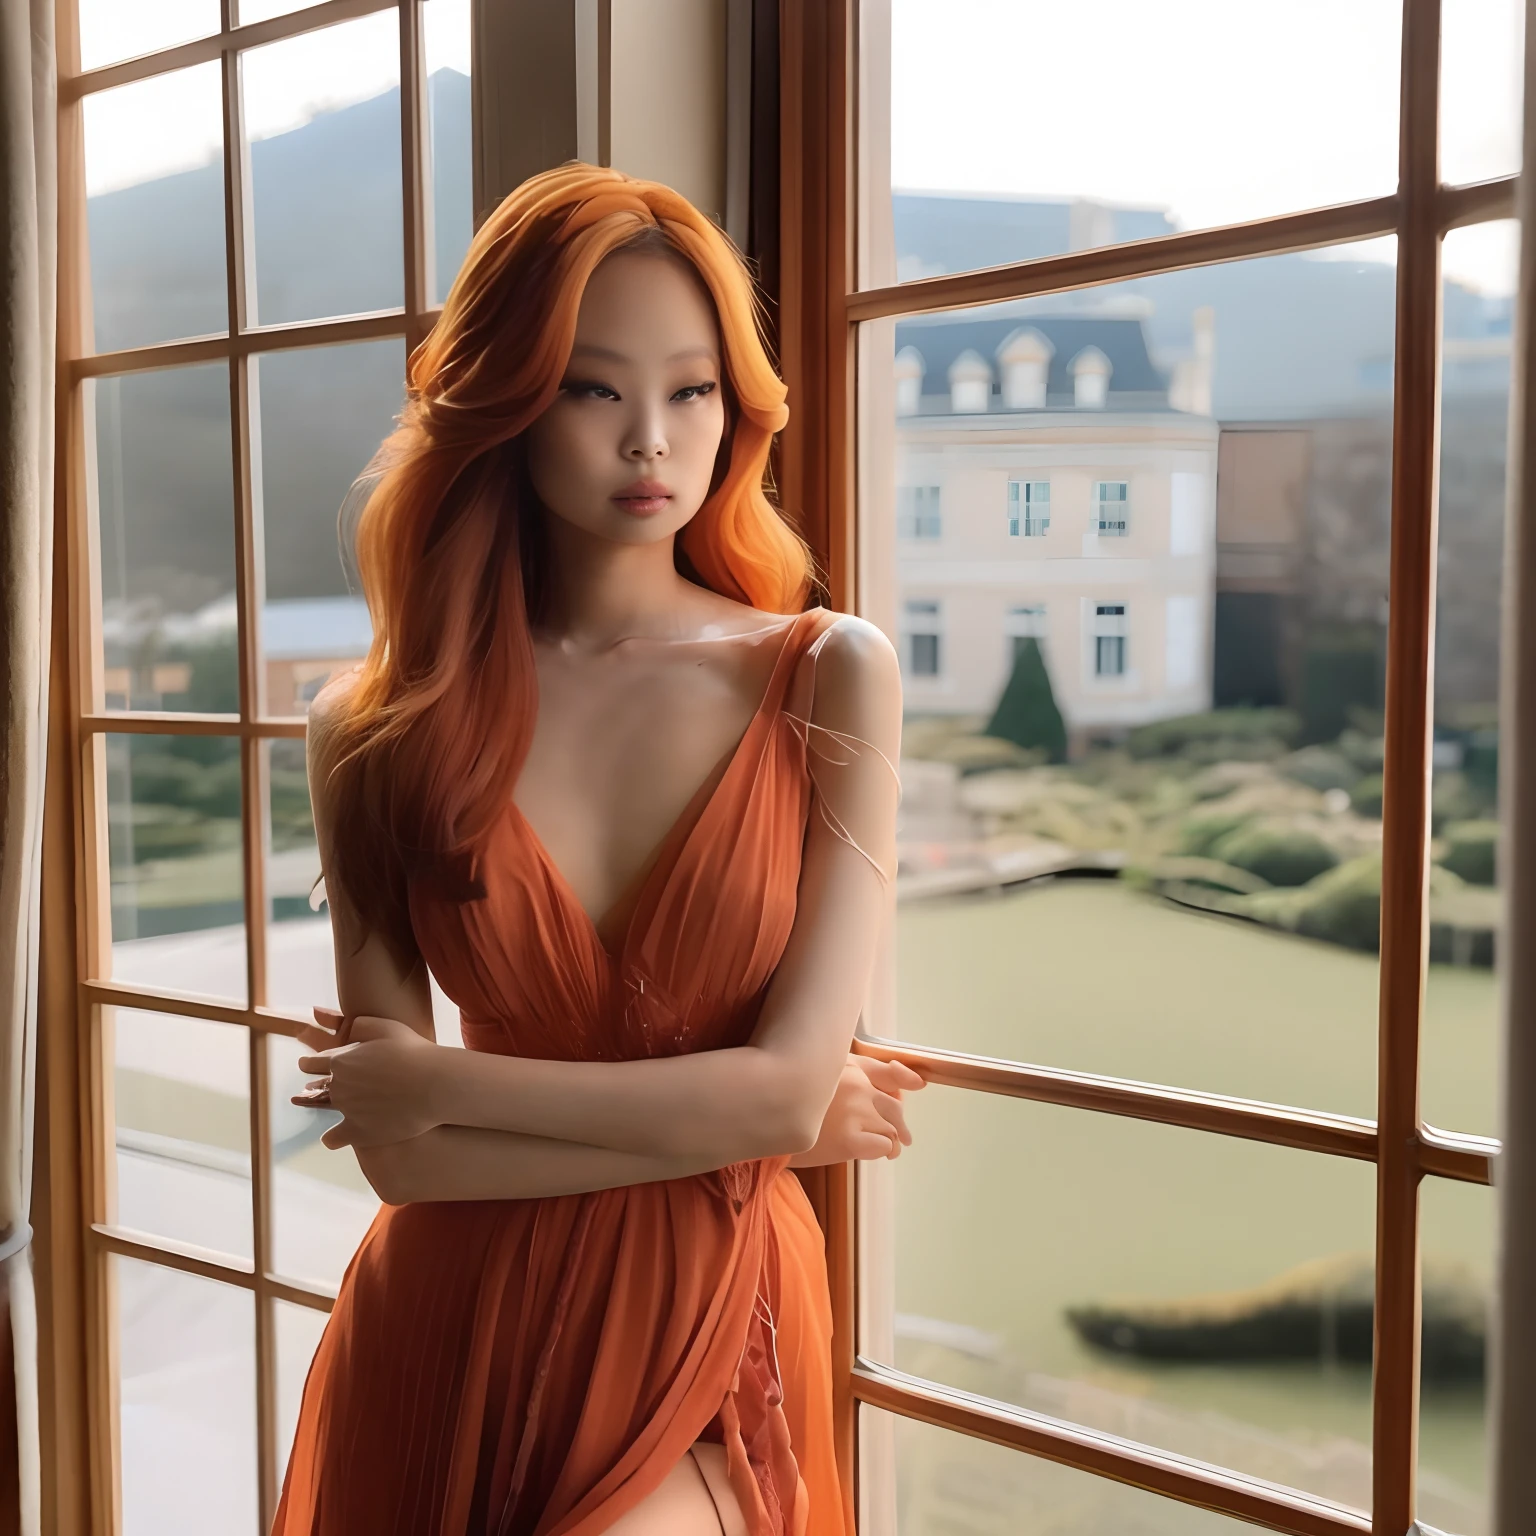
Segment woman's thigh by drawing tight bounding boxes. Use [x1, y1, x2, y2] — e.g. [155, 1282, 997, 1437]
[604, 1442, 746, 1536]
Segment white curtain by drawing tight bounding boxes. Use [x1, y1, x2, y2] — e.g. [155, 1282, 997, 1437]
[0, 0, 57, 1530]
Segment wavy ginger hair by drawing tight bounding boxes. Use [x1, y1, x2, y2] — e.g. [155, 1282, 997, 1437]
[320, 163, 814, 965]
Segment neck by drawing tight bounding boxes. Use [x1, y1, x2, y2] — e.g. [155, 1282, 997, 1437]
[538, 516, 697, 647]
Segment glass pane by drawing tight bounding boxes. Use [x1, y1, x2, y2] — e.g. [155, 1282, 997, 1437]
[112, 1008, 251, 1262]
[424, 0, 475, 306]
[268, 1031, 380, 1289]
[253, 339, 398, 714]
[91, 365, 239, 714]
[238, 0, 324, 22]
[866, 0, 1400, 286]
[1417, 1178, 1494, 1535]
[1427, 222, 1516, 1139]
[242, 11, 404, 327]
[107, 733, 247, 1003]
[868, 1090, 1376, 1512]
[116, 1256, 259, 1535]
[275, 1299, 330, 1489]
[78, 0, 221, 74]
[863, 242, 1398, 1113]
[83, 64, 228, 354]
[1441, 0, 1525, 187]
[861, 1406, 1282, 1536]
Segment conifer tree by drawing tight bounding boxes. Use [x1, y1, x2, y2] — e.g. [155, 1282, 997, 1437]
[985, 637, 1067, 762]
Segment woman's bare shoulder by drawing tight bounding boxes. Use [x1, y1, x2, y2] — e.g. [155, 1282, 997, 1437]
[304, 668, 365, 799]
[800, 611, 902, 734]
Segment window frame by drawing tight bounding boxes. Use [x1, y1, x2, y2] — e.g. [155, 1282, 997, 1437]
[774, 1, 1510, 1532]
[41, 2, 451, 1529]
[1007, 477, 1050, 537]
[1093, 477, 1130, 537]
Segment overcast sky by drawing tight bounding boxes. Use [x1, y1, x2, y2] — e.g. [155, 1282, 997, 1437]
[79, 0, 1518, 294]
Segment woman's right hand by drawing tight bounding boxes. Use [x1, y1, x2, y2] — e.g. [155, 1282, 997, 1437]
[788, 1053, 925, 1168]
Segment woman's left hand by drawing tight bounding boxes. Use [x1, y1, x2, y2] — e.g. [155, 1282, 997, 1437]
[294, 1008, 446, 1150]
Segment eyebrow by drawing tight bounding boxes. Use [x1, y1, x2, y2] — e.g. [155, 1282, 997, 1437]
[566, 343, 719, 365]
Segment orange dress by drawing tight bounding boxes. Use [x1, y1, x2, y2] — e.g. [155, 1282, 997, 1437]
[273, 608, 854, 1536]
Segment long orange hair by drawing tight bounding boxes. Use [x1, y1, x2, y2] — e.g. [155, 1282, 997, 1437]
[321, 163, 815, 965]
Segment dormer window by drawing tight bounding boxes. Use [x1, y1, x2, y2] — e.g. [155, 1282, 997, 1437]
[947, 348, 992, 413]
[1070, 345, 1112, 408]
[894, 346, 925, 416]
[996, 327, 1053, 409]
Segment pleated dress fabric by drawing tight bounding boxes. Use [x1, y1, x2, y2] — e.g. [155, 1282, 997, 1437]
[272, 607, 854, 1536]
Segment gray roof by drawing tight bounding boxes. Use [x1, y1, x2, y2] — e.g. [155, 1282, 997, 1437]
[894, 314, 1169, 410]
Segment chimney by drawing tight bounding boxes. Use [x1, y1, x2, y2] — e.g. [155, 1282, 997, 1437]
[1070, 346, 1111, 408]
[894, 346, 925, 416]
[1169, 306, 1216, 415]
[948, 348, 992, 413]
[996, 327, 1054, 409]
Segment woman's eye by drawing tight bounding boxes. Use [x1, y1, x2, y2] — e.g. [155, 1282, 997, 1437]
[672, 382, 718, 402]
[565, 381, 618, 400]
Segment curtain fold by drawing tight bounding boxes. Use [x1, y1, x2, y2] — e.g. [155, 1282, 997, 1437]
[0, 1, 57, 1533]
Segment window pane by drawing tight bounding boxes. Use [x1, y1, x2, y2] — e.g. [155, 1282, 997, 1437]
[265, 738, 335, 1014]
[112, 1008, 251, 1262]
[91, 365, 239, 715]
[866, 1090, 1376, 1511]
[861, 243, 1401, 1114]
[253, 339, 399, 714]
[1417, 1178, 1495, 1535]
[242, 11, 404, 327]
[268, 1031, 380, 1289]
[107, 733, 246, 1004]
[78, 0, 221, 75]
[116, 1256, 259, 1535]
[237, 0, 325, 22]
[275, 1299, 330, 1489]
[1441, 0, 1524, 187]
[83, 64, 228, 354]
[1427, 222, 1516, 1140]
[424, 0, 475, 306]
[860, 1406, 1278, 1535]
[864, 0, 1400, 286]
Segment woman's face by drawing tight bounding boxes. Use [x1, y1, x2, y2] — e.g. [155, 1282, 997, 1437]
[525, 249, 728, 547]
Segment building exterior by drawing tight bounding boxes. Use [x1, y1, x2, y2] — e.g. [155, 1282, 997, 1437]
[882, 310, 1219, 740]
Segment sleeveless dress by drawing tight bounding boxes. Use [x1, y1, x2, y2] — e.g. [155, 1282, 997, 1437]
[273, 607, 855, 1536]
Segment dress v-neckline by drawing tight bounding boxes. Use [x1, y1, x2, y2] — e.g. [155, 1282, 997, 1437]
[506, 610, 814, 962]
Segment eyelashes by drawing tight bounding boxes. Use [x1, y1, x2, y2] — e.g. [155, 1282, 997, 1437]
[562, 380, 719, 403]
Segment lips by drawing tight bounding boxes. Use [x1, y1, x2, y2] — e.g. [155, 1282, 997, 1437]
[612, 479, 673, 517]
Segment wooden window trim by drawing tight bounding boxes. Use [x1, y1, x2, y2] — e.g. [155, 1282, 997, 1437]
[776, 1, 1511, 1532]
[40, 2, 446, 1530]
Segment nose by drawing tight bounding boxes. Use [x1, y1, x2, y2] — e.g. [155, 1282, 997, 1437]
[623, 398, 668, 462]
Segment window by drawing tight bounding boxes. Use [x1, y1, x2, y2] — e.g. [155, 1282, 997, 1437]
[1094, 479, 1129, 535]
[897, 483, 942, 539]
[48, 1, 472, 1526]
[812, 2, 1515, 1532]
[903, 599, 943, 676]
[1093, 603, 1128, 677]
[1004, 602, 1048, 663]
[1007, 479, 1050, 536]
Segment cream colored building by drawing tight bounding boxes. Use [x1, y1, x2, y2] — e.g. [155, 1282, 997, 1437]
[864, 309, 1219, 741]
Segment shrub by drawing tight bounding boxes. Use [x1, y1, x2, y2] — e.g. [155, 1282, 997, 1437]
[1178, 809, 1253, 857]
[1126, 708, 1300, 761]
[1292, 855, 1385, 952]
[1350, 774, 1384, 818]
[985, 638, 1067, 763]
[1280, 746, 1358, 794]
[1438, 820, 1498, 886]
[1212, 822, 1341, 888]
[1300, 633, 1383, 744]
[1131, 856, 1271, 896]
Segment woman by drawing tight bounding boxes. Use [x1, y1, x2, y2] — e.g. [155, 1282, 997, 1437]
[272, 163, 916, 1536]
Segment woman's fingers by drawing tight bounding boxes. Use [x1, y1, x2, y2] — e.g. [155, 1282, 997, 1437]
[850, 1129, 899, 1161]
[859, 1056, 926, 1095]
[868, 1088, 911, 1144]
